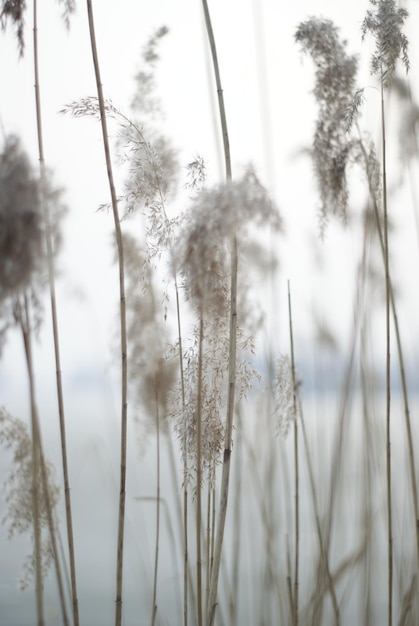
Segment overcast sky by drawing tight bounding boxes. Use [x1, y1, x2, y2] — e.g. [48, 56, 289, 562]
[0, 0, 418, 449]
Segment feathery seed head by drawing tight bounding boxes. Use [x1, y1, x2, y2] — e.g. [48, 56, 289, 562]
[274, 355, 295, 439]
[0, 135, 65, 352]
[0, 407, 60, 589]
[0, 0, 26, 55]
[0, 135, 44, 301]
[362, 0, 409, 87]
[296, 18, 359, 231]
[123, 233, 177, 434]
[132, 25, 169, 117]
[55, 0, 76, 31]
[295, 18, 358, 108]
[176, 170, 280, 314]
[1, 0, 76, 54]
[170, 318, 228, 488]
[185, 156, 206, 193]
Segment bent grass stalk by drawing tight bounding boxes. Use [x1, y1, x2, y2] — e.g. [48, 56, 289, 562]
[85, 3, 128, 625]
[287, 280, 299, 626]
[18, 296, 70, 626]
[380, 74, 393, 626]
[19, 297, 43, 626]
[151, 386, 161, 626]
[196, 315, 204, 626]
[32, 3, 79, 624]
[201, 2, 236, 624]
[357, 131, 419, 571]
[174, 276, 190, 626]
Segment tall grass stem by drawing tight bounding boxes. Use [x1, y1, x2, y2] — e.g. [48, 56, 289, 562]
[380, 77, 393, 626]
[287, 280, 299, 626]
[85, 3, 128, 625]
[32, 3, 79, 623]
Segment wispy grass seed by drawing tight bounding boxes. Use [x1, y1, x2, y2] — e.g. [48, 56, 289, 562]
[0, 407, 60, 590]
[295, 18, 359, 231]
[361, 0, 409, 87]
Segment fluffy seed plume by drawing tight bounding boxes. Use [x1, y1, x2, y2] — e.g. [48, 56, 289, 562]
[362, 0, 409, 87]
[0, 407, 60, 589]
[176, 169, 281, 315]
[122, 233, 177, 440]
[295, 18, 359, 232]
[274, 355, 295, 439]
[0, 0, 26, 54]
[170, 316, 231, 488]
[0, 0, 75, 55]
[0, 134, 65, 351]
[0, 135, 44, 301]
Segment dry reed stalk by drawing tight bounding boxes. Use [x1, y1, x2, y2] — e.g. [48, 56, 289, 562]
[241, 416, 284, 621]
[32, 3, 79, 623]
[21, 299, 43, 626]
[292, 383, 339, 624]
[196, 315, 204, 626]
[228, 406, 243, 626]
[174, 277, 190, 626]
[358, 132, 419, 571]
[380, 78, 393, 626]
[18, 296, 69, 626]
[360, 6, 410, 617]
[85, 3, 128, 625]
[151, 387, 161, 626]
[200, 3, 236, 622]
[360, 321, 377, 626]
[287, 280, 299, 626]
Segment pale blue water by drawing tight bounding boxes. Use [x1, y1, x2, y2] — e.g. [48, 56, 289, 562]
[1, 386, 417, 625]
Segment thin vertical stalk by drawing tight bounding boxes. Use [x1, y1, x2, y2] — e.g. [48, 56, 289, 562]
[201, 0, 231, 182]
[206, 237, 238, 626]
[210, 478, 216, 581]
[360, 323, 374, 626]
[381, 79, 393, 626]
[85, 4, 128, 625]
[196, 316, 204, 626]
[32, 3, 79, 624]
[229, 408, 242, 626]
[151, 387, 161, 626]
[286, 536, 294, 623]
[297, 394, 340, 625]
[288, 281, 299, 626]
[357, 131, 419, 568]
[205, 474, 212, 612]
[175, 277, 189, 626]
[201, 2, 237, 623]
[19, 297, 69, 626]
[21, 298, 43, 626]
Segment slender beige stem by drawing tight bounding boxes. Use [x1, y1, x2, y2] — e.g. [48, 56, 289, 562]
[18, 297, 43, 626]
[357, 130, 419, 570]
[32, 3, 79, 624]
[196, 316, 204, 626]
[201, 2, 237, 623]
[206, 237, 238, 626]
[151, 386, 161, 626]
[19, 297, 70, 626]
[229, 408, 242, 626]
[205, 473, 212, 612]
[210, 478, 216, 581]
[175, 277, 190, 626]
[297, 395, 340, 625]
[85, 4, 128, 625]
[287, 281, 299, 626]
[380, 79, 393, 626]
[201, 0, 231, 182]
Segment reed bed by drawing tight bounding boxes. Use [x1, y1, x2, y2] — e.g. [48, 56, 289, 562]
[1, 1, 419, 625]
